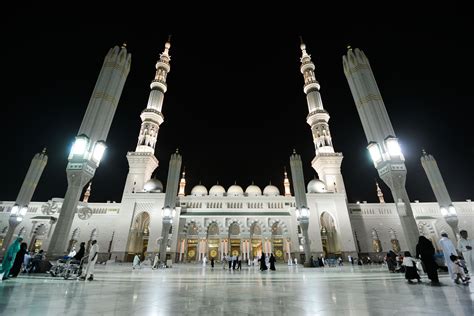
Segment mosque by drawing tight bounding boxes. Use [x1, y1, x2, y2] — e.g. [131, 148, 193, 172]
[0, 40, 472, 264]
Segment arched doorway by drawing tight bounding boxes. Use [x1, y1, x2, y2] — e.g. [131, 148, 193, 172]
[250, 222, 262, 259]
[185, 222, 199, 262]
[30, 223, 48, 252]
[320, 212, 341, 257]
[271, 222, 285, 262]
[207, 222, 220, 260]
[127, 212, 150, 261]
[228, 222, 241, 257]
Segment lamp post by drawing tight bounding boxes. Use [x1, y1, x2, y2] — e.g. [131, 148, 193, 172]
[295, 206, 312, 267]
[159, 206, 176, 265]
[440, 205, 459, 240]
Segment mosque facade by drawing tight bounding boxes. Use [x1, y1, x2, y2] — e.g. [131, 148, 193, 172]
[0, 40, 472, 263]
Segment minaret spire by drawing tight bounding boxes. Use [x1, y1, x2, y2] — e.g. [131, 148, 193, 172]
[376, 180, 385, 203]
[178, 167, 186, 197]
[283, 167, 291, 197]
[83, 182, 92, 203]
[299, 40, 346, 194]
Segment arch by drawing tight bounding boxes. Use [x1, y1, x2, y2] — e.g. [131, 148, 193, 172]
[320, 212, 341, 257]
[126, 212, 151, 261]
[207, 221, 220, 236]
[228, 222, 241, 236]
[268, 219, 289, 234]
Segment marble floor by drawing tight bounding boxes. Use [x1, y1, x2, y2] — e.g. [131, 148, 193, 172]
[0, 263, 472, 315]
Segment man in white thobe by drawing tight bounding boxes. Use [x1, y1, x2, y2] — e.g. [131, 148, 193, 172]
[458, 230, 473, 277]
[81, 240, 99, 281]
[202, 255, 207, 267]
[438, 232, 458, 280]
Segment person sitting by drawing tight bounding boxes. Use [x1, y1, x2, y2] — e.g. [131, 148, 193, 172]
[30, 250, 45, 273]
[402, 251, 421, 283]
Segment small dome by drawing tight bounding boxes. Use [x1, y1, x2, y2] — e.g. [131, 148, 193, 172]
[143, 179, 163, 193]
[263, 185, 280, 196]
[245, 184, 262, 196]
[209, 185, 225, 196]
[307, 179, 327, 193]
[191, 185, 208, 196]
[227, 185, 244, 196]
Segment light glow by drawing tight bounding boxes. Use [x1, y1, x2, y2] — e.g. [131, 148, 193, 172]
[367, 142, 382, 163]
[440, 207, 448, 216]
[11, 205, 19, 215]
[448, 205, 457, 215]
[92, 141, 107, 163]
[385, 138, 402, 157]
[71, 137, 88, 156]
[19, 206, 28, 216]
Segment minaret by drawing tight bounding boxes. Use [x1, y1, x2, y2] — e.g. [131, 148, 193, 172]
[283, 167, 291, 197]
[123, 37, 172, 195]
[343, 47, 419, 254]
[299, 38, 345, 193]
[420, 149, 458, 237]
[178, 168, 186, 197]
[1, 148, 48, 253]
[376, 181, 385, 203]
[83, 182, 92, 203]
[48, 44, 131, 257]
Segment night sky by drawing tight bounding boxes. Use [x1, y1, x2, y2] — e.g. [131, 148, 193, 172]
[1, 8, 472, 204]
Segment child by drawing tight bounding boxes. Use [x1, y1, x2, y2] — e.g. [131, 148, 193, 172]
[402, 251, 421, 283]
[450, 255, 469, 285]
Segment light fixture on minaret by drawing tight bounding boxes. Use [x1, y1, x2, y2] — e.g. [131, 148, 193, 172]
[83, 182, 92, 203]
[376, 180, 385, 203]
[178, 167, 186, 197]
[283, 167, 291, 197]
[123, 37, 173, 196]
[298, 37, 346, 194]
[343, 47, 419, 254]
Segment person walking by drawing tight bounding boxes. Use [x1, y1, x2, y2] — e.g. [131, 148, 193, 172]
[9, 242, 28, 277]
[222, 254, 227, 270]
[416, 236, 440, 285]
[269, 253, 276, 271]
[439, 232, 458, 281]
[210, 257, 215, 269]
[0, 236, 23, 280]
[132, 254, 141, 269]
[458, 230, 473, 277]
[80, 240, 99, 281]
[260, 253, 268, 271]
[152, 253, 159, 269]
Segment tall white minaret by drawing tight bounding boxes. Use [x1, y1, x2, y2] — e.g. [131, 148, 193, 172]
[420, 149, 458, 236]
[123, 37, 172, 194]
[376, 181, 385, 203]
[299, 38, 345, 194]
[343, 47, 419, 254]
[83, 182, 92, 203]
[283, 167, 291, 197]
[178, 168, 186, 197]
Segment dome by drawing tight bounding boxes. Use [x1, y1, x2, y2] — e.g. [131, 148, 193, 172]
[307, 179, 327, 193]
[143, 179, 163, 193]
[191, 185, 208, 196]
[209, 185, 225, 196]
[245, 184, 262, 196]
[263, 185, 280, 196]
[227, 185, 244, 196]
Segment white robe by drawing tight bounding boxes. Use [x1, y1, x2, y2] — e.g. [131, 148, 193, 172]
[84, 243, 99, 278]
[458, 238, 473, 275]
[439, 236, 458, 279]
[202, 257, 207, 267]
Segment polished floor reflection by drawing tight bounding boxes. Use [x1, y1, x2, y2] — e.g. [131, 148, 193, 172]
[0, 263, 472, 315]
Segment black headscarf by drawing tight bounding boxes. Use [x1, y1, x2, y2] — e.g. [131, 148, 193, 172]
[416, 236, 435, 258]
[74, 242, 86, 260]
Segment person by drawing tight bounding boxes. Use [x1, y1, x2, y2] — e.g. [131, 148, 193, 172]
[80, 240, 99, 281]
[450, 254, 469, 285]
[402, 251, 421, 283]
[210, 257, 215, 269]
[439, 232, 458, 281]
[338, 257, 343, 266]
[294, 257, 298, 265]
[288, 256, 293, 266]
[260, 253, 268, 271]
[232, 254, 237, 270]
[222, 254, 227, 270]
[367, 257, 371, 265]
[317, 256, 324, 267]
[458, 230, 473, 277]
[269, 253, 276, 271]
[74, 242, 86, 261]
[237, 256, 241, 270]
[253, 256, 258, 267]
[386, 251, 397, 272]
[67, 247, 77, 259]
[227, 254, 232, 270]
[202, 255, 207, 267]
[348, 255, 353, 265]
[10, 242, 28, 277]
[23, 251, 32, 273]
[133, 254, 141, 269]
[30, 249, 45, 273]
[416, 236, 440, 285]
[310, 255, 315, 267]
[0, 237, 24, 280]
[152, 253, 159, 269]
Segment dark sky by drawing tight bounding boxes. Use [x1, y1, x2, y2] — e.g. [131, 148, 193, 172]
[1, 7, 472, 204]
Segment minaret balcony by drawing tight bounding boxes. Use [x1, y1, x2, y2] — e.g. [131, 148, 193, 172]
[303, 82, 320, 94]
[150, 80, 168, 93]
